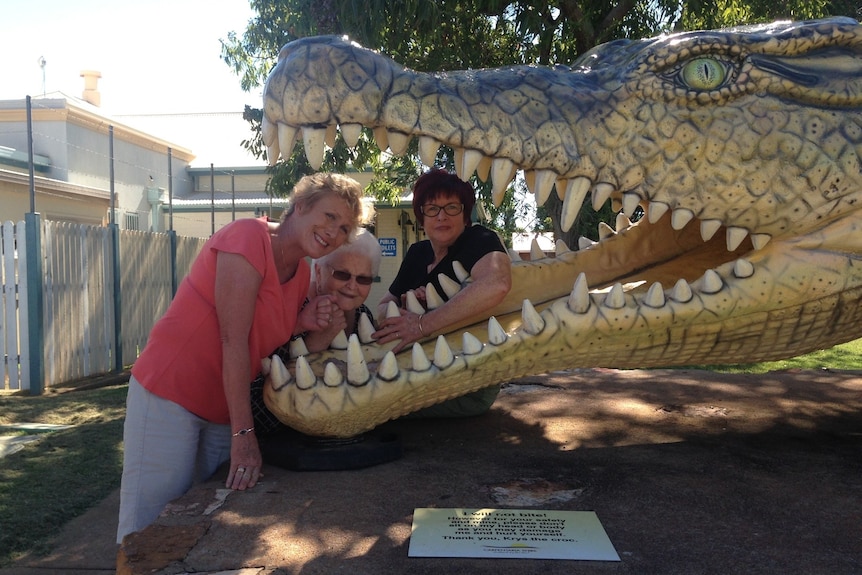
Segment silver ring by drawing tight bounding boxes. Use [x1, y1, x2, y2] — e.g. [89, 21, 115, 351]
[237, 467, 245, 473]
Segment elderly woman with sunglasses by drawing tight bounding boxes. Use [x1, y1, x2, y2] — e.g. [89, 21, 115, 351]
[299, 228, 382, 352]
[249, 228, 382, 435]
[373, 168, 512, 417]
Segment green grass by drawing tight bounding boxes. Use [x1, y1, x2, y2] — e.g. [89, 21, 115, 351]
[0, 384, 127, 567]
[0, 338, 860, 567]
[678, 338, 862, 374]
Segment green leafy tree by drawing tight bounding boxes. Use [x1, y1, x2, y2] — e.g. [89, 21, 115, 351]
[222, 0, 851, 247]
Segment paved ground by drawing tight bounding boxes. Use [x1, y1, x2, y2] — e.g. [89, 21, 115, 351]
[3, 367, 862, 575]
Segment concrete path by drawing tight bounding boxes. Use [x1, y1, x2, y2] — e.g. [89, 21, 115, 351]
[0, 424, 75, 458]
[3, 368, 862, 575]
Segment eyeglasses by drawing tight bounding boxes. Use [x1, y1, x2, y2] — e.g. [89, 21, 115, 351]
[420, 203, 464, 217]
[331, 268, 374, 285]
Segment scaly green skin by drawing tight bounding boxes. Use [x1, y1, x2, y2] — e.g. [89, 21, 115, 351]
[260, 18, 862, 437]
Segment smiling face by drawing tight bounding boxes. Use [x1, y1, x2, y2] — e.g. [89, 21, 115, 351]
[295, 194, 355, 259]
[316, 251, 374, 311]
[421, 192, 467, 250]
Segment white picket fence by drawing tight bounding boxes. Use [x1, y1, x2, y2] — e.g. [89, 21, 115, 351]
[1, 219, 206, 391]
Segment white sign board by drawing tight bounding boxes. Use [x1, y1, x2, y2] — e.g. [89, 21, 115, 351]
[408, 508, 620, 561]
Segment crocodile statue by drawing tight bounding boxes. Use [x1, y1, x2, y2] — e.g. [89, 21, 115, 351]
[258, 17, 862, 438]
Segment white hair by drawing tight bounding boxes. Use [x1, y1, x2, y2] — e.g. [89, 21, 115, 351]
[314, 228, 382, 276]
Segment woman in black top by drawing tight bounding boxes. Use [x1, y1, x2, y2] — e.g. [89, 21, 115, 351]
[374, 169, 512, 417]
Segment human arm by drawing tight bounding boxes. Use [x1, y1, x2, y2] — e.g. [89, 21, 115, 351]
[375, 250, 512, 353]
[215, 251, 264, 490]
[300, 307, 348, 352]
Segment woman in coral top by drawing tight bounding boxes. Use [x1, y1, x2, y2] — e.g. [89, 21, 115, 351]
[118, 173, 372, 543]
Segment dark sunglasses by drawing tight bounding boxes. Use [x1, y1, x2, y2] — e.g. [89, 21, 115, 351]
[331, 268, 374, 285]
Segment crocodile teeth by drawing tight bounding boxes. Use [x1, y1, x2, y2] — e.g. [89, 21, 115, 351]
[385, 301, 400, 319]
[561, 177, 590, 231]
[325, 124, 337, 148]
[261, 115, 277, 147]
[452, 261, 469, 282]
[603, 283, 626, 309]
[648, 201, 669, 223]
[433, 335, 455, 368]
[418, 136, 439, 167]
[330, 331, 349, 350]
[295, 355, 317, 390]
[279, 124, 299, 164]
[269, 354, 291, 390]
[289, 337, 309, 358]
[302, 127, 326, 170]
[405, 290, 425, 314]
[598, 222, 615, 240]
[488, 316, 507, 345]
[591, 183, 613, 210]
[751, 233, 771, 250]
[578, 236, 597, 250]
[340, 123, 362, 148]
[615, 212, 633, 232]
[377, 351, 399, 381]
[521, 299, 544, 335]
[438, 274, 462, 298]
[525, 169, 556, 205]
[455, 148, 483, 180]
[261, 356, 272, 376]
[462, 331, 484, 355]
[490, 158, 516, 206]
[323, 362, 343, 387]
[347, 334, 370, 385]
[476, 156, 492, 182]
[671, 279, 693, 303]
[671, 208, 694, 230]
[622, 192, 641, 217]
[530, 239, 546, 260]
[555, 239, 571, 255]
[568, 273, 590, 313]
[357, 312, 376, 344]
[266, 143, 279, 166]
[700, 269, 723, 294]
[726, 226, 749, 251]
[733, 258, 755, 278]
[425, 283, 445, 309]
[372, 127, 388, 150]
[388, 131, 410, 155]
[643, 282, 666, 308]
[412, 342, 432, 371]
[700, 219, 722, 241]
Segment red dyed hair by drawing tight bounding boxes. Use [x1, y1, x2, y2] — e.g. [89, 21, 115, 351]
[412, 169, 475, 226]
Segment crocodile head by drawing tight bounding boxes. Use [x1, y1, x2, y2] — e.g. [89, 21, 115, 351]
[260, 17, 862, 437]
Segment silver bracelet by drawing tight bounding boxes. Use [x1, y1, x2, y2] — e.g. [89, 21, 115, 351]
[232, 427, 255, 437]
[418, 313, 426, 336]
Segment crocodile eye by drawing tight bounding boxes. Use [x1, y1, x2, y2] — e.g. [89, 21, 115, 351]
[681, 57, 727, 90]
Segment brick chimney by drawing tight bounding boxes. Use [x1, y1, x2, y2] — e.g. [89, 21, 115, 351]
[80, 70, 101, 107]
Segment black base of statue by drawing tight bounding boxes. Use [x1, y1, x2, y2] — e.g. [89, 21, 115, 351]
[259, 427, 403, 471]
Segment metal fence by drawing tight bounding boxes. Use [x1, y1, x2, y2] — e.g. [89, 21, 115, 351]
[1, 218, 206, 392]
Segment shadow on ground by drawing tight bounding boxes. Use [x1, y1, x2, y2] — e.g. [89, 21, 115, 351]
[6, 368, 862, 575]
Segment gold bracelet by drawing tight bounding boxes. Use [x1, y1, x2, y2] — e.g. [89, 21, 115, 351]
[232, 427, 255, 437]
[418, 313, 426, 336]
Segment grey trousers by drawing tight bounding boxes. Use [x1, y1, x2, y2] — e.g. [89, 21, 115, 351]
[117, 377, 231, 543]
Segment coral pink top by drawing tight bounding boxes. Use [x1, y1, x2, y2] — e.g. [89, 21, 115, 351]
[132, 218, 309, 424]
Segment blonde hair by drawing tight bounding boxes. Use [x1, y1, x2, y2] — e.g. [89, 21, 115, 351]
[281, 173, 375, 236]
[315, 228, 382, 276]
